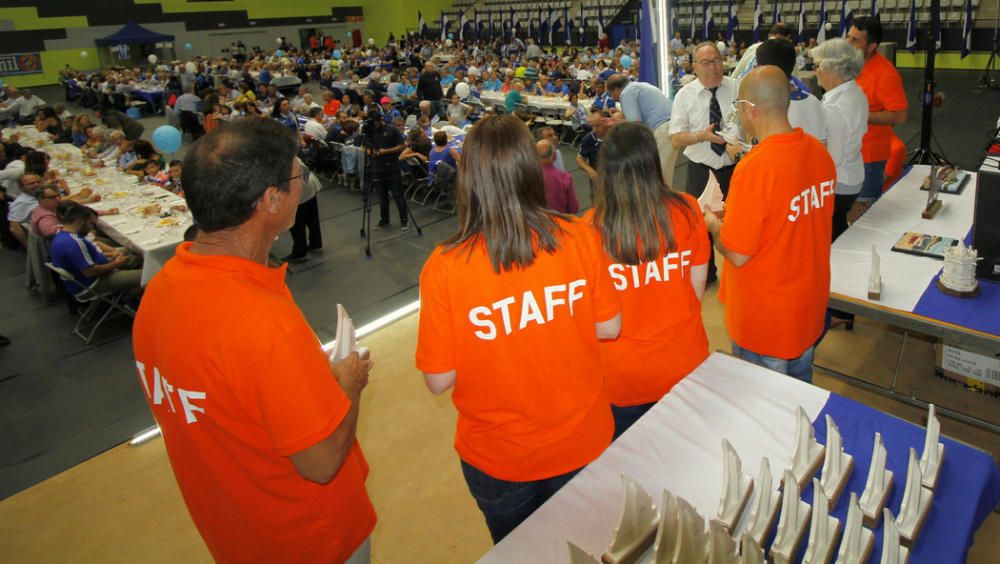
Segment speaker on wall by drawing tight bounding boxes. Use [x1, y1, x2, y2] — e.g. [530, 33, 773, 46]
[972, 161, 1000, 281]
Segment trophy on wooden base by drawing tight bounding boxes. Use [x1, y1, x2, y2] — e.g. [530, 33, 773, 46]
[859, 432, 894, 527]
[568, 541, 601, 564]
[788, 407, 825, 488]
[922, 165, 943, 219]
[868, 245, 883, 300]
[717, 439, 753, 533]
[770, 469, 811, 564]
[802, 478, 841, 564]
[650, 489, 680, 564]
[836, 492, 874, 564]
[602, 475, 660, 564]
[707, 519, 739, 564]
[819, 415, 854, 508]
[673, 496, 709, 564]
[896, 448, 933, 547]
[918, 404, 945, 490]
[880, 508, 910, 564]
[739, 533, 765, 564]
[744, 457, 782, 547]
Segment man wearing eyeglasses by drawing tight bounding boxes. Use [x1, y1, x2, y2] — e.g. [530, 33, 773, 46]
[29, 185, 62, 238]
[669, 42, 740, 282]
[605, 73, 674, 185]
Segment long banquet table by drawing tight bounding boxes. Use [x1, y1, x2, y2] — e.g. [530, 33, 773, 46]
[480, 353, 1000, 563]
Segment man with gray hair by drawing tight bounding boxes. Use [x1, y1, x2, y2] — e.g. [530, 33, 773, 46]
[606, 73, 675, 184]
[536, 139, 578, 214]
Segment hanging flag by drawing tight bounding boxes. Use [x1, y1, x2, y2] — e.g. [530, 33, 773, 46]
[564, 4, 572, 45]
[548, 5, 556, 45]
[512, 6, 520, 39]
[115, 44, 130, 59]
[579, 2, 587, 44]
[460, 12, 468, 42]
[798, 0, 806, 42]
[639, 0, 658, 86]
[418, 11, 427, 39]
[530, 17, 537, 41]
[906, 0, 917, 53]
[839, 0, 854, 38]
[487, 9, 494, 41]
[961, 0, 973, 58]
[441, 11, 448, 42]
[753, 0, 763, 43]
[818, 0, 827, 43]
[727, 0, 739, 43]
[691, 0, 697, 40]
[500, 8, 508, 41]
[671, 6, 679, 37]
[774, 0, 782, 23]
[538, 5, 544, 43]
[704, 0, 714, 40]
[552, 10, 563, 46]
[872, 0, 879, 19]
[598, 2, 606, 38]
[474, 9, 480, 41]
[932, 0, 941, 50]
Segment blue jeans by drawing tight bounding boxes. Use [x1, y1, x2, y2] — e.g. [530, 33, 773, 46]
[611, 402, 655, 440]
[732, 343, 815, 383]
[460, 460, 581, 543]
[857, 160, 886, 202]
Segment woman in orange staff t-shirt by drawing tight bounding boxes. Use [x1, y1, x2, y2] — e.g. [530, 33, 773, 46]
[415, 115, 622, 544]
[587, 122, 711, 439]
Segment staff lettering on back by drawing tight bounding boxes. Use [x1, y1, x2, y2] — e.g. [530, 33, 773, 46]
[608, 250, 694, 290]
[788, 179, 836, 222]
[469, 280, 587, 340]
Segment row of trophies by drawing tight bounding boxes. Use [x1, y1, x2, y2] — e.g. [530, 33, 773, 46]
[567, 404, 946, 564]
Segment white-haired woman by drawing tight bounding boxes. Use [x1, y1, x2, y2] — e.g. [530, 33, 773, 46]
[810, 38, 868, 240]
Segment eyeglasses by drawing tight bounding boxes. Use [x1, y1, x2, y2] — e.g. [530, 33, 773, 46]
[279, 158, 310, 186]
[697, 59, 723, 66]
[731, 99, 756, 111]
[41, 193, 61, 200]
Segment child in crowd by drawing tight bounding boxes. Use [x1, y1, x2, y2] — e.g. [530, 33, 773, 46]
[166, 160, 183, 195]
[144, 160, 169, 186]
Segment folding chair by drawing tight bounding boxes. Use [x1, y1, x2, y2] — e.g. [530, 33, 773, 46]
[432, 162, 458, 213]
[403, 158, 430, 200]
[46, 263, 136, 344]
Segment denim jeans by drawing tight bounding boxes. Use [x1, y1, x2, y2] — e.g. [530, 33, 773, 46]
[857, 160, 887, 202]
[611, 402, 655, 440]
[732, 343, 815, 383]
[460, 460, 581, 544]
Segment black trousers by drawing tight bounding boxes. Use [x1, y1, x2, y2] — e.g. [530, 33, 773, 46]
[375, 172, 408, 225]
[832, 193, 858, 242]
[686, 162, 736, 279]
[289, 196, 322, 255]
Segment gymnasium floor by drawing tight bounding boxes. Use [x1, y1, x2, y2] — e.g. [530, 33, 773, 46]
[1, 69, 999, 561]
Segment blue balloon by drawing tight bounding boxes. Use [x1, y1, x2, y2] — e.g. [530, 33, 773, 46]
[275, 49, 284, 57]
[333, 49, 342, 60]
[448, 33, 454, 40]
[152, 125, 182, 154]
[184, 42, 192, 50]
[620, 55, 633, 69]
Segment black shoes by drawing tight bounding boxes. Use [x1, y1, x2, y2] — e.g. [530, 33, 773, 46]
[401, 223, 409, 232]
[281, 252, 308, 263]
[376, 220, 391, 230]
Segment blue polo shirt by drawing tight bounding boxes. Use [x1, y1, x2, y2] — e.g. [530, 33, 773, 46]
[51, 231, 108, 295]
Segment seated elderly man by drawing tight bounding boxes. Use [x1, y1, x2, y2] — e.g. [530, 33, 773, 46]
[7, 173, 45, 247]
[30, 184, 62, 238]
[51, 204, 142, 299]
[2, 89, 47, 124]
[418, 100, 440, 126]
[536, 139, 578, 214]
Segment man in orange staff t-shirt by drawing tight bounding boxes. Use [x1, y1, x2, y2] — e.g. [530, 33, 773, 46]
[704, 66, 837, 383]
[132, 118, 376, 563]
[847, 17, 908, 206]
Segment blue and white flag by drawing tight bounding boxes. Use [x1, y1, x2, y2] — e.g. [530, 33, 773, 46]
[817, 0, 827, 43]
[474, 9, 481, 41]
[798, 0, 806, 42]
[552, 11, 563, 46]
[774, 0, 782, 23]
[548, 5, 556, 45]
[441, 11, 448, 42]
[671, 6, 679, 37]
[906, 0, 917, 53]
[839, 0, 854, 38]
[872, 0, 879, 19]
[460, 12, 468, 42]
[691, 1, 697, 39]
[512, 7, 521, 38]
[640, 0, 658, 86]
[579, 3, 587, 44]
[115, 44, 130, 59]
[487, 9, 494, 41]
[530, 17, 537, 41]
[704, 0, 715, 40]
[753, 0, 763, 43]
[418, 11, 428, 39]
[961, 0, 973, 58]
[564, 5, 572, 45]
[598, 1, 605, 37]
[727, 0, 739, 43]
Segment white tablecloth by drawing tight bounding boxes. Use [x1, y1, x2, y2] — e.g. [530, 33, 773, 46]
[830, 165, 978, 312]
[480, 92, 576, 112]
[482, 353, 830, 563]
[6, 130, 192, 285]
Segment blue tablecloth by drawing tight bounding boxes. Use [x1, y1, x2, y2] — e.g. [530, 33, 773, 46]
[803, 394, 1000, 563]
[132, 90, 163, 107]
[911, 229, 1000, 336]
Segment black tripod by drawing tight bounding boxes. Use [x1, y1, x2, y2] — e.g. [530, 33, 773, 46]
[908, 0, 950, 167]
[979, 7, 1000, 90]
[358, 131, 423, 258]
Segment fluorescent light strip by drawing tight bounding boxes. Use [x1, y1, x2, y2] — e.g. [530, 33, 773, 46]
[131, 301, 422, 447]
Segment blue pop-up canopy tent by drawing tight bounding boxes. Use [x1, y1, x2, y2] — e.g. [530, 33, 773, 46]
[96, 21, 175, 46]
[95, 21, 176, 70]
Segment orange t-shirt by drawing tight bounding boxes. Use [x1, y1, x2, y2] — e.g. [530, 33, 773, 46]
[324, 98, 342, 117]
[856, 52, 908, 163]
[132, 243, 376, 563]
[416, 216, 619, 481]
[719, 129, 836, 359]
[584, 194, 711, 406]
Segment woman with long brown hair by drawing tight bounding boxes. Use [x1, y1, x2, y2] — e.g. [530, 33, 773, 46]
[416, 114, 621, 543]
[587, 121, 711, 438]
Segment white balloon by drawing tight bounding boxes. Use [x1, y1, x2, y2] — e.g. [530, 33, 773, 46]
[276, 37, 283, 44]
[147, 54, 158, 64]
[185, 62, 197, 74]
[368, 38, 375, 45]
[455, 82, 470, 99]
[716, 41, 727, 53]
[445, 39, 453, 48]
[824, 22, 833, 31]
[80, 50, 89, 58]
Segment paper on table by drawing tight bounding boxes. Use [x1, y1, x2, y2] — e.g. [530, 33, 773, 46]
[698, 171, 725, 214]
[327, 303, 369, 361]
